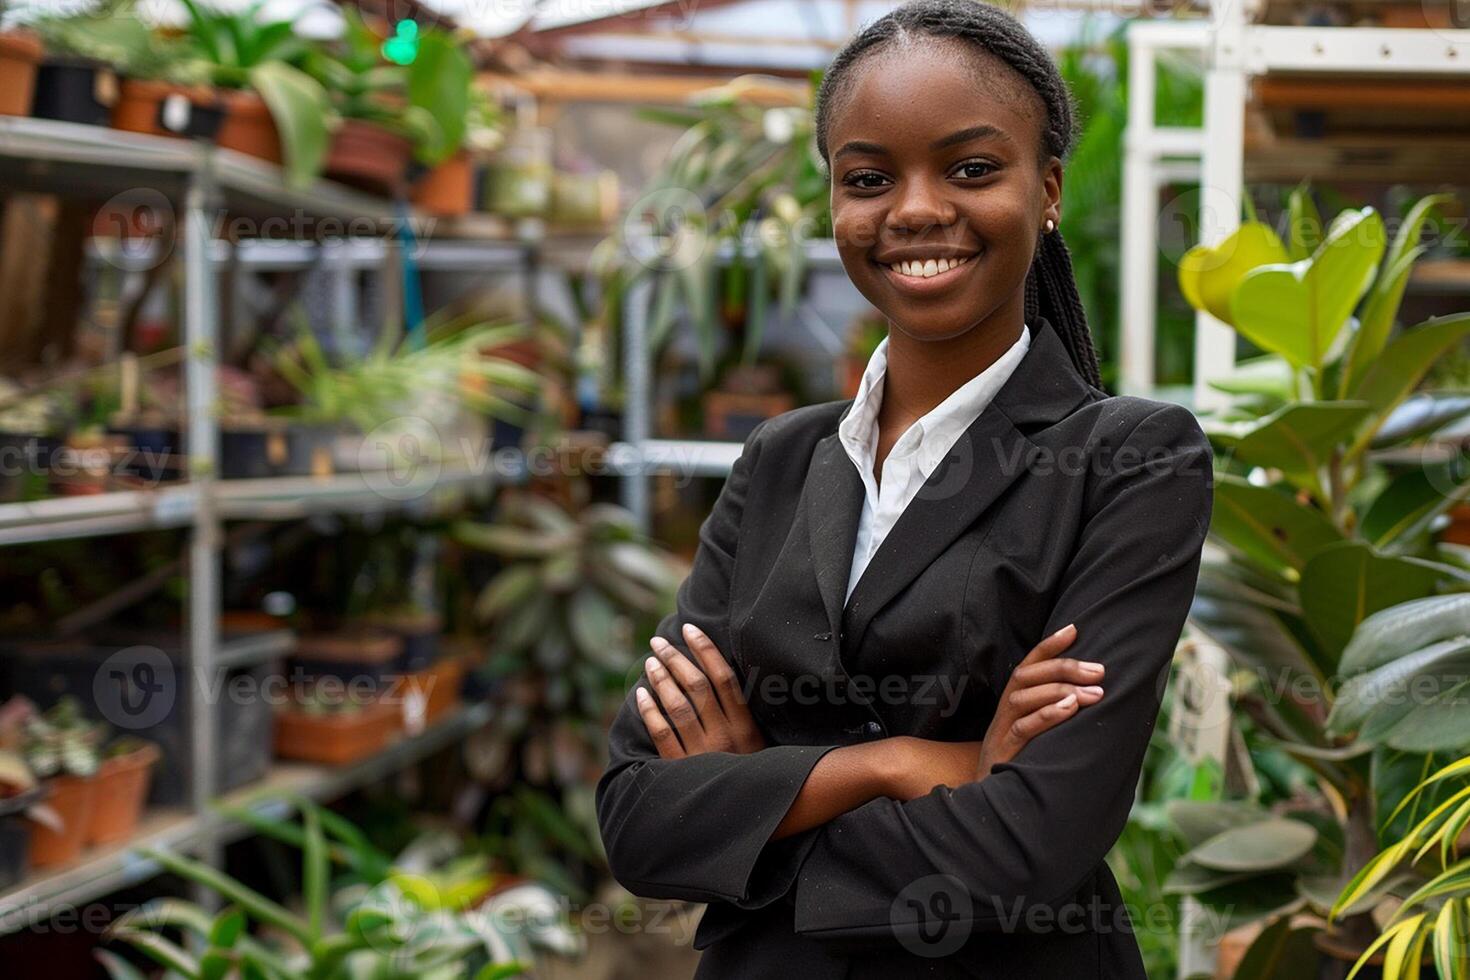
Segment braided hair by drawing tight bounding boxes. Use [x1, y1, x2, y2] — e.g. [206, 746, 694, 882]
[814, 0, 1104, 390]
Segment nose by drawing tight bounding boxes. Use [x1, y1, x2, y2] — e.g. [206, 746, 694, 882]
[885, 174, 957, 232]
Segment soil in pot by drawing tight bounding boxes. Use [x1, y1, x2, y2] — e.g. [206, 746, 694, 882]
[216, 88, 281, 164]
[0, 32, 43, 117]
[324, 119, 413, 196]
[85, 743, 159, 847]
[112, 80, 224, 141]
[412, 152, 475, 217]
[32, 59, 117, 126]
[28, 774, 98, 869]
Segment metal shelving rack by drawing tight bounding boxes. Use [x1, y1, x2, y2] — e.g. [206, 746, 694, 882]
[612, 232, 854, 530]
[0, 116, 563, 921]
[1119, 11, 1470, 409]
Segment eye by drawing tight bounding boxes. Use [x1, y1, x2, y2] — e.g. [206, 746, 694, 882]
[841, 170, 889, 191]
[951, 160, 997, 180]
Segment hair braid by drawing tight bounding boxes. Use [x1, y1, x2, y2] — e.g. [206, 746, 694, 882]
[814, 0, 1104, 392]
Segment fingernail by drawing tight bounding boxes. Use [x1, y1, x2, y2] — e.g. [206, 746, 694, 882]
[1081, 685, 1104, 697]
[1058, 693, 1077, 709]
[683, 623, 702, 639]
[635, 687, 651, 705]
[649, 636, 667, 652]
[1053, 623, 1076, 638]
[644, 656, 662, 674]
[1081, 661, 1105, 675]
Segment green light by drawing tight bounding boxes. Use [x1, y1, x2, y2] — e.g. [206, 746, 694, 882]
[382, 19, 419, 65]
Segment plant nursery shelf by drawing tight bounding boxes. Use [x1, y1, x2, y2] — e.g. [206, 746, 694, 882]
[0, 701, 492, 935]
[0, 467, 497, 546]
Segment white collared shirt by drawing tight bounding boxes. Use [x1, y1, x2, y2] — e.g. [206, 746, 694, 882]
[838, 324, 1032, 605]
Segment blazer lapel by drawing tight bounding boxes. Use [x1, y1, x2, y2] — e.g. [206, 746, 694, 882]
[805, 315, 1096, 658]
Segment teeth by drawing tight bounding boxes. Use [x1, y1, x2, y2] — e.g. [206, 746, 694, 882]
[889, 255, 972, 278]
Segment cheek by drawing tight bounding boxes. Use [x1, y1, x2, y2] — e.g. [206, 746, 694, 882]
[831, 201, 882, 256]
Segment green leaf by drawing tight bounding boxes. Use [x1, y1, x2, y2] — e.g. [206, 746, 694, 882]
[303, 803, 327, 942]
[107, 927, 201, 977]
[1360, 462, 1470, 550]
[1208, 354, 1295, 401]
[1178, 222, 1290, 325]
[1210, 475, 1344, 577]
[1231, 209, 1386, 370]
[1340, 595, 1470, 677]
[141, 848, 312, 946]
[1165, 799, 1271, 848]
[1299, 541, 1449, 663]
[1351, 314, 1470, 452]
[1328, 637, 1470, 736]
[208, 907, 245, 950]
[1229, 401, 1373, 485]
[407, 32, 472, 164]
[248, 62, 333, 189]
[1372, 392, 1470, 447]
[94, 950, 151, 980]
[1185, 818, 1318, 872]
[1286, 184, 1323, 262]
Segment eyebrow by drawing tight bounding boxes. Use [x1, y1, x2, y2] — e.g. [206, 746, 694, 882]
[833, 124, 1011, 161]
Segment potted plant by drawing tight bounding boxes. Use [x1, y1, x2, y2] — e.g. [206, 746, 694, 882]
[24, 0, 154, 126]
[85, 736, 159, 847]
[1163, 188, 1470, 970]
[22, 697, 102, 869]
[274, 679, 399, 766]
[96, 797, 577, 978]
[454, 491, 685, 897]
[412, 83, 505, 217]
[171, 0, 333, 185]
[304, 9, 473, 195]
[0, 378, 70, 503]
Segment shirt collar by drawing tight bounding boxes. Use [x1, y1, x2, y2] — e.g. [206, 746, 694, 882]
[838, 323, 1032, 479]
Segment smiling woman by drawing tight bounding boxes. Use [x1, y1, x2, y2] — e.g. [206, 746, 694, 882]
[595, 3, 1212, 978]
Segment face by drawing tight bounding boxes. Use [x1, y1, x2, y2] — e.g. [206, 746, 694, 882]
[826, 42, 1062, 343]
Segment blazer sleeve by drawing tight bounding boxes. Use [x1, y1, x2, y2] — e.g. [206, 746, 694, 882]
[595, 416, 840, 908]
[787, 403, 1214, 943]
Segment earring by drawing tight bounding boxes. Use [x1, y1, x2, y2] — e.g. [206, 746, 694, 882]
[1044, 219, 1055, 233]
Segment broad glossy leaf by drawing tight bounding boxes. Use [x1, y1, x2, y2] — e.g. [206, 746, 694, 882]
[1178, 222, 1290, 324]
[1351, 314, 1470, 432]
[1340, 594, 1470, 676]
[1230, 401, 1373, 483]
[1299, 541, 1448, 663]
[1328, 636, 1470, 735]
[1234, 915, 1324, 980]
[1211, 475, 1344, 577]
[1186, 818, 1318, 872]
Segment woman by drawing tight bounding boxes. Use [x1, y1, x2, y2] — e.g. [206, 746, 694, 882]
[596, 2, 1214, 976]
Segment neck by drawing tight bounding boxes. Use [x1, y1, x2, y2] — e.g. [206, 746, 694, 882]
[879, 305, 1026, 426]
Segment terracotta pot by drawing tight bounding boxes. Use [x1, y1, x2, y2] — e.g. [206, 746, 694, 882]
[324, 119, 413, 195]
[86, 743, 159, 846]
[216, 89, 281, 164]
[412, 151, 475, 216]
[0, 33, 43, 117]
[28, 774, 99, 868]
[1443, 503, 1470, 546]
[274, 702, 398, 766]
[400, 655, 465, 732]
[112, 79, 225, 140]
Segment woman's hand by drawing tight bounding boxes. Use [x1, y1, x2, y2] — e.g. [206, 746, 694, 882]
[636, 623, 767, 759]
[975, 622, 1102, 779]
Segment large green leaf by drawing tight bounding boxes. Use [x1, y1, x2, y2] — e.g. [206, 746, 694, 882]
[406, 32, 472, 165]
[1185, 818, 1318, 872]
[1166, 799, 1271, 848]
[1208, 353, 1295, 402]
[248, 61, 333, 189]
[1231, 209, 1385, 370]
[1178, 222, 1290, 325]
[1229, 401, 1373, 485]
[1327, 636, 1470, 736]
[1346, 194, 1454, 394]
[1360, 460, 1470, 550]
[1210, 475, 1344, 577]
[1349, 314, 1470, 454]
[1371, 392, 1470, 448]
[1299, 541, 1449, 663]
[1340, 594, 1470, 677]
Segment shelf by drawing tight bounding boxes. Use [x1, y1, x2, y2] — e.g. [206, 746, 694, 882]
[0, 485, 198, 547]
[0, 701, 493, 934]
[607, 439, 742, 478]
[216, 629, 296, 671]
[214, 466, 497, 521]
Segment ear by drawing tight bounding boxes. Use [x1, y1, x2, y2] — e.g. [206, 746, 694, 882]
[1040, 155, 1063, 229]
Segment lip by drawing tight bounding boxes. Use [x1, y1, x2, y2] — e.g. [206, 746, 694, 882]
[875, 252, 980, 295]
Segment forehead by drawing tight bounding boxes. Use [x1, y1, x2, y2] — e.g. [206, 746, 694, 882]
[828, 39, 1044, 154]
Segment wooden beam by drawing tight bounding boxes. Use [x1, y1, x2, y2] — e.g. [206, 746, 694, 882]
[1255, 76, 1470, 111]
[481, 68, 808, 106]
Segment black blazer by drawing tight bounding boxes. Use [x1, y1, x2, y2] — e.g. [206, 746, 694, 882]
[596, 314, 1214, 978]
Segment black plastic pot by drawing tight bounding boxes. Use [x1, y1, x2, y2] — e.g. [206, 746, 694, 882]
[0, 635, 277, 807]
[0, 787, 38, 891]
[31, 59, 115, 127]
[107, 424, 184, 483]
[221, 427, 273, 480]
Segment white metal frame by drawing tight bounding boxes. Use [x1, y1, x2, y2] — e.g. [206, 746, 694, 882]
[1121, 12, 1470, 409]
